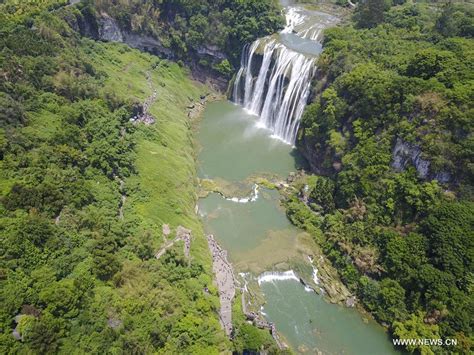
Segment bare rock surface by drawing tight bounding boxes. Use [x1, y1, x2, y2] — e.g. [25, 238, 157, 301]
[98, 13, 123, 42]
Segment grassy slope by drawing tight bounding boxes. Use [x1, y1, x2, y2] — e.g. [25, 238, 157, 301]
[89, 39, 211, 266]
[84, 40, 229, 352]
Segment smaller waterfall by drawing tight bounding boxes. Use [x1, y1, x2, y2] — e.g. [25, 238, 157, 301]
[258, 270, 299, 285]
[282, 7, 306, 34]
[298, 25, 324, 41]
[224, 184, 259, 204]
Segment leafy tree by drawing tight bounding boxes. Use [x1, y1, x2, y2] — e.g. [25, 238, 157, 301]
[377, 279, 408, 323]
[393, 312, 440, 354]
[406, 49, 455, 81]
[39, 279, 82, 318]
[23, 312, 66, 353]
[213, 59, 233, 78]
[358, 275, 380, 313]
[91, 235, 121, 281]
[308, 176, 336, 213]
[422, 202, 474, 286]
[0, 93, 25, 127]
[436, 3, 474, 38]
[234, 323, 274, 352]
[355, 0, 393, 28]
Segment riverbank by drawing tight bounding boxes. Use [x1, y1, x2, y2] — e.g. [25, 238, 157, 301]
[193, 0, 404, 352]
[89, 42, 233, 352]
[198, 172, 352, 304]
[195, 98, 399, 353]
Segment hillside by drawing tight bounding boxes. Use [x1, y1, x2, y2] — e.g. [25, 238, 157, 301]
[65, 0, 284, 85]
[288, 2, 473, 353]
[1, 0, 473, 354]
[0, 1, 284, 353]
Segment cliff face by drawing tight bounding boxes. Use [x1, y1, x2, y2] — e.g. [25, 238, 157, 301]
[91, 13, 175, 58]
[297, 68, 453, 184]
[97, 13, 123, 42]
[299, 133, 338, 176]
[66, 8, 229, 90]
[298, 130, 453, 183]
[391, 138, 451, 183]
[297, 68, 337, 176]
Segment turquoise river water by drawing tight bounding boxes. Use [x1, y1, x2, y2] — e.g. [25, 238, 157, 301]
[197, 101, 399, 354]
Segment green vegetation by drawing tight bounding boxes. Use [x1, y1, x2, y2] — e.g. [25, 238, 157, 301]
[0, 1, 282, 353]
[231, 291, 283, 353]
[89, 0, 284, 67]
[292, 2, 474, 354]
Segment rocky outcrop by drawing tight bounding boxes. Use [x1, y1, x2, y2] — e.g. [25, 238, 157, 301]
[122, 32, 174, 58]
[299, 133, 452, 184]
[155, 225, 192, 260]
[98, 13, 123, 42]
[176, 226, 192, 259]
[196, 45, 226, 60]
[392, 138, 451, 183]
[162, 224, 171, 239]
[95, 13, 176, 59]
[392, 138, 430, 179]
[130, 71, 157, 125]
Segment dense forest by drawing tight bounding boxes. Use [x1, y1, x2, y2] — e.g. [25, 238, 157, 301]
[0, 0, 283, 353]
[1, 0, 473, 354]
[289, 1, 473, 354]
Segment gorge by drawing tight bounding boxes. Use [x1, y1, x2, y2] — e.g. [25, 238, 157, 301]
[197, 2, 398, 353]
[2, 0, 472, 353]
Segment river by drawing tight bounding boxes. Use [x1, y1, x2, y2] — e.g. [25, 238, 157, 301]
[197, 2, 399, 354]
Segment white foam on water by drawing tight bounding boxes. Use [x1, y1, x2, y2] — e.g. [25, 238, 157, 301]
[308, 255, 321, 285]
[312, 267, 320, 285]
[257, 270, 299, 285]
[224, 184, 259, 204]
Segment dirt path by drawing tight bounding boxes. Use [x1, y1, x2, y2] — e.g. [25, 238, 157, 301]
[129, 70, 158, 124]
[155, 225, 192, 260]
[207, 234, 235, 337]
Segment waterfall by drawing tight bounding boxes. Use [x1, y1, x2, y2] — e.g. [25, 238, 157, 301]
[231, 6, 339, 144]
[233, 40, 315, 144]
[231, 6, 327, 145]
[257, 270, 299, 285]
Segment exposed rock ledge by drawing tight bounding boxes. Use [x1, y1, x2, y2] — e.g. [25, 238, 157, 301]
[66, 10, 229, 91]
[392, 137, 451, 183]
[98, 12, 123, 42]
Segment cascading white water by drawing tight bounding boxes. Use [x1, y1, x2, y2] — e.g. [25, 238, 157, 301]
[231, 6, 332, 144]
[298, 25, 323, 41]
[281, 7, 306, 34]
[233, 39, 316, 144]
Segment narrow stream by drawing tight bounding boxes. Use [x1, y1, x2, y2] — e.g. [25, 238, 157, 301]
[197, 2, 399, 354]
